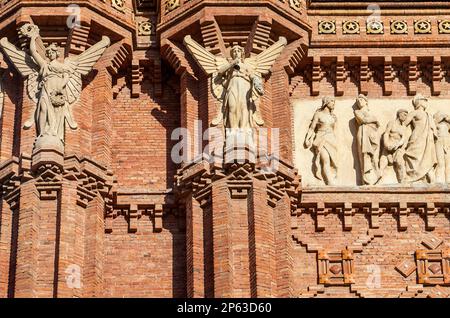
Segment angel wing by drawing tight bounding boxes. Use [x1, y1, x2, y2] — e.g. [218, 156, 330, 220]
[183, 35, 228, 75]
[184, 35, 229, 125]
[64, 36, 111, 106]
[245, 37, 287, 77]
[0, 37, 40, 103]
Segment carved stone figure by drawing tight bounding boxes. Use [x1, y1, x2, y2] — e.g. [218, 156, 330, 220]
[434, 111, 450, 183]
[354, 94, 381, 185]
[304, 97, 338, 185]
[183, 35, 287, 146]
[403, 94, 437, 183]
[0, 23, 110, 152]
[379, 109, 409, 183]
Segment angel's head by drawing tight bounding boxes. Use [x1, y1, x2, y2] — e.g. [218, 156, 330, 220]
[230, 45, 244, 61]
[45, 43, 60, 61]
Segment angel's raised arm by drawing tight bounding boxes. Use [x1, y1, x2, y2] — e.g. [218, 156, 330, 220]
[29, 36, 45, 68]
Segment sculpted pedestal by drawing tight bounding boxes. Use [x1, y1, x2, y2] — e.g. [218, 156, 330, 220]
[176, 148, 301, 297]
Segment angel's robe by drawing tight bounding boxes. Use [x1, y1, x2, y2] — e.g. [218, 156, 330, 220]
[223, 61, 255, 130]
[36, 60, 74, 141]
[404, 109, 437, 182]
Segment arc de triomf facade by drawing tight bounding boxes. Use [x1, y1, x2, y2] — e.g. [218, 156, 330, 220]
[0, 0, 449, 298]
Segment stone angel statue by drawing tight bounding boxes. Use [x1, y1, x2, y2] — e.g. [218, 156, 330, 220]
[183, 35, 287, 144]
[0, 23, 110, 151]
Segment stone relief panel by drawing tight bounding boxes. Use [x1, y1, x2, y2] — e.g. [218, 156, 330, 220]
[294, 96, 450, 187]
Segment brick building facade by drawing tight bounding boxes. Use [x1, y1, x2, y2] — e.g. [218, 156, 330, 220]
[0, 0, 448, 298]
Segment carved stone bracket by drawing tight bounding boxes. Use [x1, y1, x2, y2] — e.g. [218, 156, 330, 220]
[299, 188, 450, 232]
[0, 150, 114, 224]
[176, 150, 301, 214]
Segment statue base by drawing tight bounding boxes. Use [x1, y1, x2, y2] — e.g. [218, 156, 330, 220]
[32, 135, 64, 172]
[33, 135, 64, 155]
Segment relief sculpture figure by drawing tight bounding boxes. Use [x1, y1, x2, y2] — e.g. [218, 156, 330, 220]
[304, 97, 338, 185]
[402, 94, 437, 183]
[379, 109, 409, 183]
[434, 111, 450, 183]
[354, 94, 381, 185]
[0, 23, 110, 152]
[183, 35, 287, 146]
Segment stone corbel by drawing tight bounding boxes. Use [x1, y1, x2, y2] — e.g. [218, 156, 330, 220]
[281, 39, 308, 76]
[128, 204, 141, 233]
[245, 17, 273, 55]
[384, 57, 393, 96]
[153, 204, 163, 232]
[432, 56, 442, 96]
[131, 58, 142, 98]
[408, 57, 418, 95]
[360, 56, 369, 95]
[66, 23, 92, 56]
[160, 38, 194, 76]
[105, 209, 118, 233]
[200, 16, 226, 56]
[336, 203, 354, 231]
[104, 40, 133, 76]
[311, 57, 321, 96]
[422, 202, 437, 231]
[369, 202, 380, 229]
[0, 157, 20, 210]
[315, 202, 327, 231]
[335, 56, 345, 96]
[393, 202, 409, 231]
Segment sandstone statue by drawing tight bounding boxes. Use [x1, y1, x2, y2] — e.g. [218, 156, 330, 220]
[434, 111, 450, 183]
[354, 94, 381, 185]
[0, 23, 110, 152]
[304, 97, 338, 185]
[402, 94, 437, 183]
[379, 109, 409, 183]
[183, 35, 287, 146]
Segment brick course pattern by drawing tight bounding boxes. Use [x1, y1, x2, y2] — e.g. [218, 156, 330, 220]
[0, 0, 449, 298]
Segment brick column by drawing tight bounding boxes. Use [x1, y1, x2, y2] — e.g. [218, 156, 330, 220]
[185, 192, 207, 298]
[0, 199, 13, 297]
[178, 156, 300, 298]
[13, 179, 40, 297]
[271, 68, 293, 163]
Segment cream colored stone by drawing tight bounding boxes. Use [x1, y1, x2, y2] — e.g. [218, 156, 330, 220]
[354, 95, 381, 185]
[0, 23, 110, 151]
[379, 109, 409, 183]
[184, 35, 287, 146]
[303, 97, 338, 185]
[434, 111, 450, 183]
[293, 97, 450, 187]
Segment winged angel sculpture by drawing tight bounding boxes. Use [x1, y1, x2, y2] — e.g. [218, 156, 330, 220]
[184, 35, 287, 145]
[0, 23, 110, 151]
